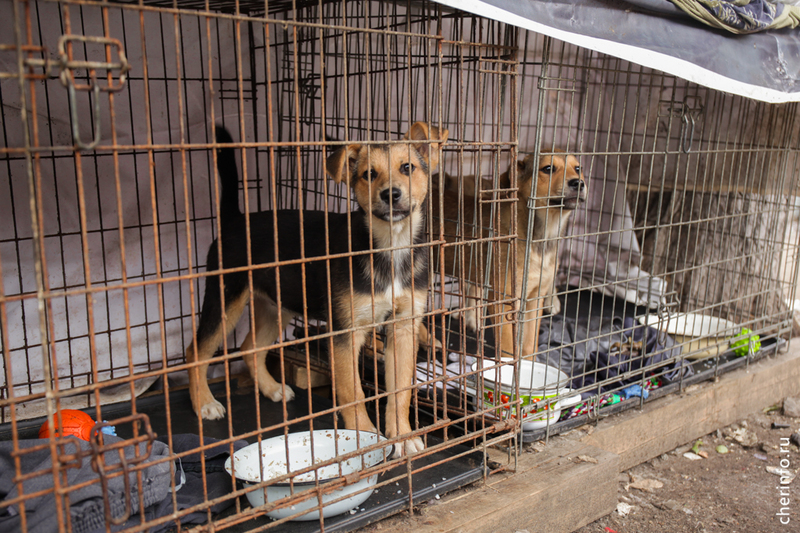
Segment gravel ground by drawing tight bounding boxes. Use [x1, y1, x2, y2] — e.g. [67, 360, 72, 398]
[575, 399, 800, 533]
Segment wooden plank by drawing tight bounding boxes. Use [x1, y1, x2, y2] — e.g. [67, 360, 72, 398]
[377, 440, 619, 533]
[582, 345, 800, 471]
[371, 345, 800, 533]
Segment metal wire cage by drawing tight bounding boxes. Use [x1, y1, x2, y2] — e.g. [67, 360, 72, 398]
[1, 0, 799, 531]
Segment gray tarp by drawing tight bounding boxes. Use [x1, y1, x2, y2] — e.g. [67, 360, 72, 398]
[434, 0, 800, 103]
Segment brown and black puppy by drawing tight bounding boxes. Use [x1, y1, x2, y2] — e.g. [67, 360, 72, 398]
[185, 122, 448, 456]
[433, 150, 586, 359]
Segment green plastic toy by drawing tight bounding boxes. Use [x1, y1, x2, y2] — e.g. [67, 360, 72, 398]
[729, 328, 761, 357]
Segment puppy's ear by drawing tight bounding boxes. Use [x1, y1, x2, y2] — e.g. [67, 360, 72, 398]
[325, 144, 362, 185]
[404, 122, 449, 172]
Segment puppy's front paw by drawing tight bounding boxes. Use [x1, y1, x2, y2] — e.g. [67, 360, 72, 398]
[548, 295, 561, 315]
[463, 309, 478, 332]
[200, 399, 226, 420]
[265, 383, 295, 403]
[392, 437, 425, 458]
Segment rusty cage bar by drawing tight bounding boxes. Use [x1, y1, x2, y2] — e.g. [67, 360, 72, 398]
[1, 0, 799, 532]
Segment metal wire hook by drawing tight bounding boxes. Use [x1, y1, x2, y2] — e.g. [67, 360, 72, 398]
[67, 80, 102, 150]
[681, 113, 695, 153]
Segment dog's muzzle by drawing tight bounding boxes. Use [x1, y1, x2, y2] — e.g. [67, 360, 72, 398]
[549, 178, 587, 210]
[374, 187, 411, 221]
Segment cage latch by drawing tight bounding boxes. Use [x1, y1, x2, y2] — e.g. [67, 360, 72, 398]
[57, 35, 130, 150]
[659, 96, 703, 154]
[679, 96, 703, 153]
[656, 291, 680, 346]
[85, 413, 156, 526]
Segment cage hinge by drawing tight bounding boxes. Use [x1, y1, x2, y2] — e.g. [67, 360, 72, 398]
[57, 35, 130, 150]
[75, 413, 156, 526]
[0, 44, 54, 80]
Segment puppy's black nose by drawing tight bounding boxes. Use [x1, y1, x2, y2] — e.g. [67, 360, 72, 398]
[380, 187, 403, 205]
[568, 179, 585, 191]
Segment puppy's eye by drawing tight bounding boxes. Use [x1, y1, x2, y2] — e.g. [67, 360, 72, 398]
[362, 169, 379, 181]
[540, 165, 552, 174]
[400, 163, 415, 175]
[574, 166, 581, 173]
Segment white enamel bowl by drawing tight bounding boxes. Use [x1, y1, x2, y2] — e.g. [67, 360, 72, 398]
[639, 312, 738, 359]
[225, 429, 390, 521]
[469, 358, 582, 431]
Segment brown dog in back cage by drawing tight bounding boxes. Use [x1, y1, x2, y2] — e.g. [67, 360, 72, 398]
[185, 122, 448, 456]
[434, 150, 586, 360]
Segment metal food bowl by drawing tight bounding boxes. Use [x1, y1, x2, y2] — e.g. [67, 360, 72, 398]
[225, 429, 390, 521]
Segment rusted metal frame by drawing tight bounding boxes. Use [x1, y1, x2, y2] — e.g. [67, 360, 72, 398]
[515, 33, 555, 437]
[229, 6, 267, 519]
[350, 0, 379, 465]
[326, 0, 351, 485]
[0, 226, 30, 526]
[786, 124, 800, 352]
[747, 105, 791, 337]
[261, 5, 293, 486]
[31, 0, 443, 40]
[146, 2, 196, 527]
[407, 0, 426, 462]
[41, 4, 97, 530]
[0, 247, 24, 514]
[600, 58, 645, 410]
[490, 22, 517, 372]
[696, 92, 750, 344]
[457, 29, 488, 449]
[431, 12, 457, 416]
[569, 50, 615, 399]
[0, 138, 779, 157]
[766, 103, 800, 340]
[64, 414, 153, 525]
[735, 102, 786, 363]
[12, 1, 57, 411]
[708, 95, 758, 336]
[284, 3, 334, 524]
[91, 3, 153, 525]
[429, 5, 450, 440]
[709, 96, 753, 345]
[210, 3, 237, 469]
[472, 21, 503, 424]
[634, 75, 682, 395]
[582, 53, 625, 417]
[620, 62, 656, 359]
[0, 138, 520, 156]
[184, 1, 228, 522]
[0, 33, 39, 411]
[296, 3, 331, 493]
[677, 89, 717, 368]
[0, 43, 55, 81]
[544, 43, 591, 409]
[535, 39, 588, 434]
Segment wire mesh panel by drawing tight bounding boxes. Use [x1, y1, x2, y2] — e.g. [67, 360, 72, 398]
[514, 35, 800, 440]
[1, 0, 799, 531]
[1, 1, 522, 531]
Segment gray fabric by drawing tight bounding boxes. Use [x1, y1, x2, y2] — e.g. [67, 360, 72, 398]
[0, 436, 172, 533]
[669, 0, 800, 33]
[149, 434, 247, 533]
[433, 0, 800, 102]
[558, 174, 667, 310]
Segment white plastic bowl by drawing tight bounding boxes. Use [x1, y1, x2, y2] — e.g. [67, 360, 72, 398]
[224, 430, 390, 521]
